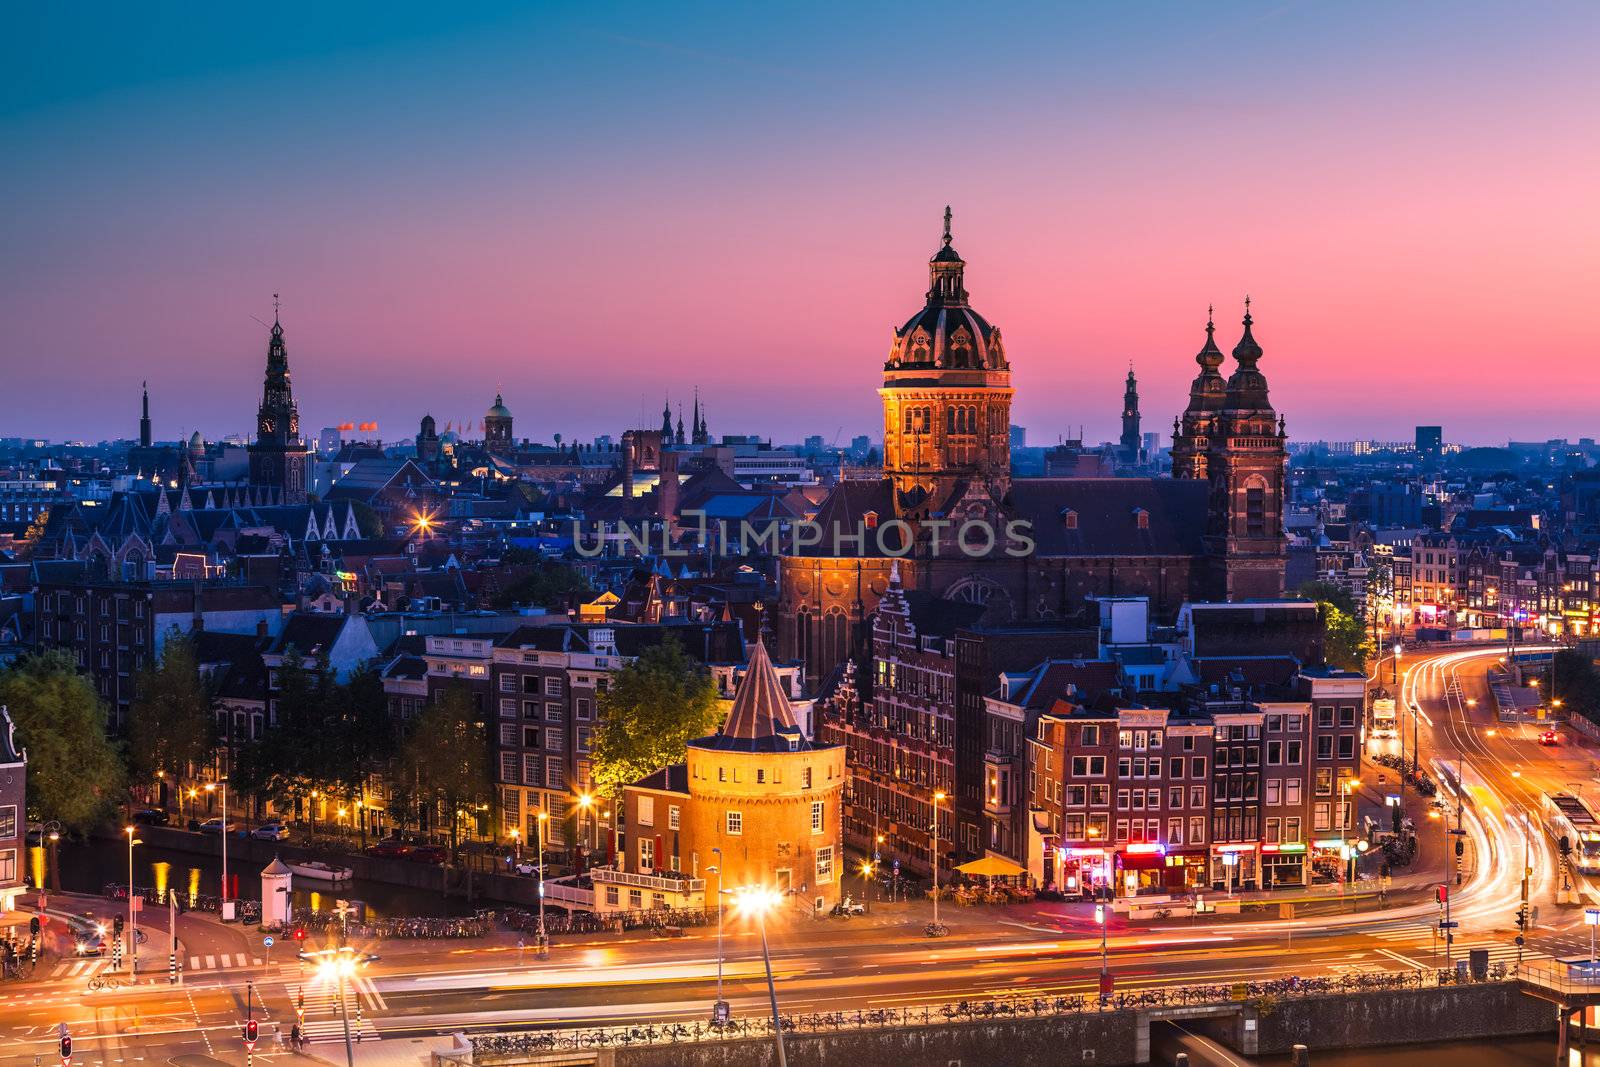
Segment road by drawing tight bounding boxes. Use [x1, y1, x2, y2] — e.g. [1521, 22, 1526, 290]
[2, 645, 1593, 1066]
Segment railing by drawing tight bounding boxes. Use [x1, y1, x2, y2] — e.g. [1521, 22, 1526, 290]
[540, 881, 595, 906]
[102, 883, 260, 926]
[590, 866, 705, 894]
[467, 968, 1503, 1058]
[1519, 962, 1600, 998]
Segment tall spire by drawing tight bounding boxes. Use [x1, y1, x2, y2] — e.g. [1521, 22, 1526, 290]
[139, 381, 152, 448]
[660, 395, 673, 440]
[927, 205, 967, 303]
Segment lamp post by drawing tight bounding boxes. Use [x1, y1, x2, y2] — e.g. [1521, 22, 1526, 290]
[302, 945, 375, 1067]
[509, 828, 521, 865]
[1094, 901, 1109, 997]
[205, 779, 230, 905]
[737, 887, 786, 1067]
[709, 849, 728, 1025]
[1586, 908, 1600, 964]
[929, 790, 947, 936]
[579, 793, 595, 857]
[1221, 851, 1238, 897]
[535, 811, 549, 959]
[858, 860, 875, 913]
[123, 826, 141, 974]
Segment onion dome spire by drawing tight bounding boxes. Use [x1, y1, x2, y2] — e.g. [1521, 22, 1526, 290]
[1196, 303, 1223, 372]
[1232, 295, 1263, 370]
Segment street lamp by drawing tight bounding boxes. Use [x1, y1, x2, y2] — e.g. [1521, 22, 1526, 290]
[929, 790, 947, 936]
[509, 828, 521, 865]
[578, 793, 595, 855]
[301, 945, 378, 1067]
[1094, 901, 1109, 995]
[859, 860, 875, 911]
[123, 826, 141, 974]
[735, 886, 787, 1067]
[1586, 908, 1600, 963]
[709, 848, 728, 1025]
[204, 779, 230, 908]
[535, 811, 549, 959]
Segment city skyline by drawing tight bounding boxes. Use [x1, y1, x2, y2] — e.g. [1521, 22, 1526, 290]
[6, 4, 1600, 445]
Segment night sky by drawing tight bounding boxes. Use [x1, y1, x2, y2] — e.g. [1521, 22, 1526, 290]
[4, 3, 1598, 446]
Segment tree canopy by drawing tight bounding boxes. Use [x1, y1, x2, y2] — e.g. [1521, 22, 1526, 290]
[0, 649, 124, 831]
[399, 681, 494, 852]
[490, 558, 593, 610]
[128, 630, 214, 783]
[590, 636, 721, 798]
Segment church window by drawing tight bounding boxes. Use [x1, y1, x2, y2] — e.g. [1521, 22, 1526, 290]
[1247, 487, 1266, 536]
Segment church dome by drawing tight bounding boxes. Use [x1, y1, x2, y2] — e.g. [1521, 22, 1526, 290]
[188, 431, 204, 454]
[486, 394, 512, 419]
[886, 208, 1007, 372]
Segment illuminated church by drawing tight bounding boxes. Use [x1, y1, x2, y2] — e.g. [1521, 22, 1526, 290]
[778, 210, 1287, 684]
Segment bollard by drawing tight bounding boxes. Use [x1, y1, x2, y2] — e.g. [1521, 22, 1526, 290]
[1291, 1044, 1310, 1066]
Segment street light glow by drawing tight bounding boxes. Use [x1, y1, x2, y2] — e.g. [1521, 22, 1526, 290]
[734, 886, 783, 917]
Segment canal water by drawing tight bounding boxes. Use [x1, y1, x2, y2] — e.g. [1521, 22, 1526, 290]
[36, 839, 477, 919]
[1154, 1021, 1600, 1064]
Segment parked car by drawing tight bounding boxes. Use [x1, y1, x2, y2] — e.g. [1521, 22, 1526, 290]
[404, 844, 448, 864]
[252, 822, 291, 841]
[198, 818, 234, 835]
[132, 807, 169, 826]
[364, 840, 412, 859]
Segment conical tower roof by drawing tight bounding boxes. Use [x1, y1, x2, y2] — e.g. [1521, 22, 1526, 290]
[692, 638, 805, 752]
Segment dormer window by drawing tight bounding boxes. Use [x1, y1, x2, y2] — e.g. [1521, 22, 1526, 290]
[863, 511, 879, 529]
[1133, 508, 1149, 530]
[1061, 508, 1078, 530]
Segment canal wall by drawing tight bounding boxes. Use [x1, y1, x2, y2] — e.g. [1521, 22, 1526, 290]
[456, 984, 1559, 1067]
[467, 1014, 1141, 1067]
[1247, 981, 1554, 1055]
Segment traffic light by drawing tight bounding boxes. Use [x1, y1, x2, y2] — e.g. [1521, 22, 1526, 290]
[60, 1034, 72, 1065]
[1516, 905, 1529, 931]
[30, 916, 40, 936]
[292, 926, 306, 942]
[1561, 834, 1572, 855]
[1455, 838, 1465, 857]
[243, 1019, 258, 1050]
[1435, 884, 1448, 904]
[113, 914, 124, 934]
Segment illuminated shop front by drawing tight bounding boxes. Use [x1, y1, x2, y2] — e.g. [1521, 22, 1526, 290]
[1046, 844, 1112, 898]
[1208, 842, 1258, 892]
[1259, 841, 1307, 886]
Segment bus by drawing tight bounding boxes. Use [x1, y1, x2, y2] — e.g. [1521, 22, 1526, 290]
[1370, 695, 1398, 740]
[1545, 792, 1600, 874]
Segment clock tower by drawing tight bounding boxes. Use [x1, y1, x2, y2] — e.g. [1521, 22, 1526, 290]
[247, 300, 309, 504]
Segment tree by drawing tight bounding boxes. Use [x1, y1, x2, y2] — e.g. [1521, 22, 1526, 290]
[491, 559, 593, 610]
[0, 649, 124, 832]
[323, 661, 398, 843]
[128, 630, 214, 784]
[1296, 580, 1357, 617]
[1554, 650, 1600, 724]
[400, 682, 493, 853]
[591, 636, 721, 799]
[1320, 601, 1374, 671]
[232, 645, 331, 813]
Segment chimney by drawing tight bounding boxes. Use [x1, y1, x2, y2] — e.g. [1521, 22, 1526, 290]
[658, 449, 679, 523]
[621, 431, 636, 499]
[256, 618, 269, 639]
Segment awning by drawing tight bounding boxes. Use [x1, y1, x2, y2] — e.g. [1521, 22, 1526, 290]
[1116, 851, 1166, 871]
[955, 855, 1027, 878]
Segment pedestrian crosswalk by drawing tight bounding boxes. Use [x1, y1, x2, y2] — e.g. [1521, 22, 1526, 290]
[186, 952, 264, 971]
[46, 950, 265, 980]
[294, 976, 383, 1044]
[1364, 926, 1549, 969]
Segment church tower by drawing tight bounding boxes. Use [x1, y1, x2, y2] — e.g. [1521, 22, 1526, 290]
[247, 300, 309, 504]
[484, 394, 514, 455]
[1171, 308, 1227, 480]
[880, 208, 1013, 516]
[139, 382, 152, 449]
[1120, 366, 1141, 465]
[1204, 300, 1287, 599]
